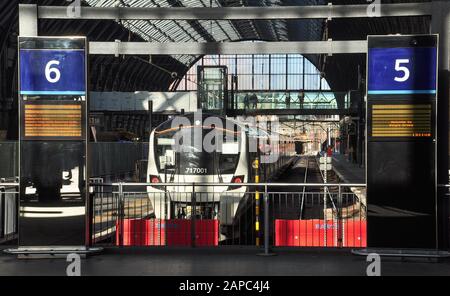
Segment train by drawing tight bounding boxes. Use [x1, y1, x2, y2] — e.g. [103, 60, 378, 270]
[146, 113, 296, 235]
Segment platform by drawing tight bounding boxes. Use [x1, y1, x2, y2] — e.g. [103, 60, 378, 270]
[1, 247, 449, 276]
[332, 154, 365, 184]
[331, 154, 366, 213]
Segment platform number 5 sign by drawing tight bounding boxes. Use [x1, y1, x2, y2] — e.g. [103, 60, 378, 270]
[394, 59, 410, 82]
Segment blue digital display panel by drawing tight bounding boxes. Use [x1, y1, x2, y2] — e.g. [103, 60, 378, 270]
[20, 49, 86, 96]
[368, 47, 437, 95]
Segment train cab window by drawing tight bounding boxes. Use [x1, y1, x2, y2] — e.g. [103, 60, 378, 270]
[218, 142, 240, 175]
[153, 117, 241, 176]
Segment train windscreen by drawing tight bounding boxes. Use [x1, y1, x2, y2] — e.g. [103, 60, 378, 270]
[154, 121, 241, 176]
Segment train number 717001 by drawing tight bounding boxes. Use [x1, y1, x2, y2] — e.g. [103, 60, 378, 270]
[185, 167, 208, 174]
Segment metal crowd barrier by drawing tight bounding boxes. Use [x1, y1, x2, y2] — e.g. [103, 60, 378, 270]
[89, 182, 366, 251]
[1, 181, 447, 249]
[0, 182, 19, 244]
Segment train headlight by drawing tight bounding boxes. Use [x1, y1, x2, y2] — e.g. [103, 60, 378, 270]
[232, 176, 243, 183]
[149, 175, 164, 190]
[227, 175, 245, 190]
[150, 175, 161, 184]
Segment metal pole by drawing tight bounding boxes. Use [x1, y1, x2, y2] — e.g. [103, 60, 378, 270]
[119, 182, 124, 247]
[88, 189, 94, 247]
[14, 182, 19, 238]
[254, 158, 261, 247]
[327, 127, 331, 147]
[148, 100, 153, 141]
[0, 189, 4, 239]
[164, 157, 168, 221]
[337, 184, 342, 248]
[229, 74, 234, 116]
[264, 184, 270, 254]
[191, 183, 196, 248]
[258, 184, 276, 256]
[323, 156, 327, 247]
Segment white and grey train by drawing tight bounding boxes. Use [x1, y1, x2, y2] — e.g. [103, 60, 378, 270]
[146, 114, 295, 231]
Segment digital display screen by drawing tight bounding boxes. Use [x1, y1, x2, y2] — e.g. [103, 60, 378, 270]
[23, 103, 82, 139]
[371, 104, 432, 138]
[20, 49, 86, 96]
[368, 47, 437, 95]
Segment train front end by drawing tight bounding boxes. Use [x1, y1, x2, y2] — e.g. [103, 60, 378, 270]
[146, 114, 248, 229]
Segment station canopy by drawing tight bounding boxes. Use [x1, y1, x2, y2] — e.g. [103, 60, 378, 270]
[0, 0, 431, 95]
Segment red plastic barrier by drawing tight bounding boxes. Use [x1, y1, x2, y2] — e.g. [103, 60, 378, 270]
[275, 219, 366, 248]
[342, 220, 367, 247]
[275, 219, 337, 247]
[116, 219, 165, 246]
[116, 219, 219, 246]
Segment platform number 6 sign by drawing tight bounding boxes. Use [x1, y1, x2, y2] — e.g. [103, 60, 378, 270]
[45, 60, 61, 84]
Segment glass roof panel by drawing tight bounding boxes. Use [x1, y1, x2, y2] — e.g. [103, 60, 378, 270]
[83, 0, 319, 66]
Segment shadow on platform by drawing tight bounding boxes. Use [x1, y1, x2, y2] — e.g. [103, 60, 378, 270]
[1, 247, 450, 276]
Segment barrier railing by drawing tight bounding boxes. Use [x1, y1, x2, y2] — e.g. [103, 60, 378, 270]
[89, 182, 366, 250]
[0, 182, 19, 244]
[5, 181, 449, 250]
[2, 181, 448, 248]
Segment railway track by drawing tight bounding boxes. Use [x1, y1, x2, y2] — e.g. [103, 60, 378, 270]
[268, 154, 362, 219]
[269, 155, 333, 220]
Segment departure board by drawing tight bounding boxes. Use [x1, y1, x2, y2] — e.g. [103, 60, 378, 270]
[371, 104, 432, 138]
[23, 102, 83, 140]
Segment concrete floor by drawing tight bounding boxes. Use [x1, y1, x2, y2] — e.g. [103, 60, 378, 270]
[1, 247, 450, 276]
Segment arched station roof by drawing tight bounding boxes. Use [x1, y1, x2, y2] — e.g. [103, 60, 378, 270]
[0, 0, 431, 101]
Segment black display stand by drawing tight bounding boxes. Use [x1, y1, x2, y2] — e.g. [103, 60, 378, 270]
[5, 36, 101, 258]
[365, 35, 439, 250]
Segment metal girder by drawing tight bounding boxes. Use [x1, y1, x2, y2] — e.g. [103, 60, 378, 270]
[279, 118, 341, 123]
[19, 4, 37, 36]
[89, 40, 367, 55]
[37, 3, 431, 20]
[233, 109, 358, 116]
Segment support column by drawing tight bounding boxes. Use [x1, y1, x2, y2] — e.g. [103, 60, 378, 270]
[432, 0, 450, 249]
[19, 4, 38, 36]
[334, 92, 346, 111]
